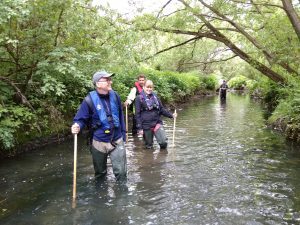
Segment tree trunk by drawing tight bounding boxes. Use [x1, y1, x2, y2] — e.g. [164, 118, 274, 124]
[282, 0, 300, 41]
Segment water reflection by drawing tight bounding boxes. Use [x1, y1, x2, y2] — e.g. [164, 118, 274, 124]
[72, 181, 131, 225]
[135, 150, 168, 208]
[220, 97, 227, 107]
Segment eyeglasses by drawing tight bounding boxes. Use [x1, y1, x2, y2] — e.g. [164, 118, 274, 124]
[97, 78, 111, 83]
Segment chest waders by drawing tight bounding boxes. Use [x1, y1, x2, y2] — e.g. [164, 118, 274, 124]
[143, 124, 168, 149]
[220, 84, 227, 100]
[90, 138, 127, 181]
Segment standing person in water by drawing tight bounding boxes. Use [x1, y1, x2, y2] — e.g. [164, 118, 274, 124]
[71, 71, 127, 181]
[219, 80, 229, 100]
[135, 80, 177, 149]
[124, 74, 146, 135]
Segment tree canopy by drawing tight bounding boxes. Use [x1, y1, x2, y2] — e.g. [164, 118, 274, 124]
[130, 0, 299, 83]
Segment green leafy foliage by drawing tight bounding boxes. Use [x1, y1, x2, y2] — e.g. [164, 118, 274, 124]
[268, 84, 300, 141]
[228, 75, 248, 90]
[202, 76, 217, 90]
[0, 105, 36, 151]
[139, 68, 202, 102]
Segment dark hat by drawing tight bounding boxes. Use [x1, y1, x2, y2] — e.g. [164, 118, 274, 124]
[92, 70, 115, 84]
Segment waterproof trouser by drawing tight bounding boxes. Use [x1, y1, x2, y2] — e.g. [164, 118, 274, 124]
[90, 139, 127, 181]
[129, 103, 137, 135]
[132, 114, 137, 135]
[220, 90, 227, 100]
[143, 126, 168, 149]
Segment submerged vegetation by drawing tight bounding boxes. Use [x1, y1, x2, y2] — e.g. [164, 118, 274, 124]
[0, 0, 300, 156]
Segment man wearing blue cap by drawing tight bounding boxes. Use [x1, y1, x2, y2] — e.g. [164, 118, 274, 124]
[71, 71, 127, 181]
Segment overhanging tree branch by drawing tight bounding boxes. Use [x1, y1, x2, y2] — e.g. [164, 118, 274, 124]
[228, 0, 283, 9]
[152, 26, 218, 39]
[183, 54, 238, 66]
[142, 36, 202, 61]
[156, 0, 173, 20]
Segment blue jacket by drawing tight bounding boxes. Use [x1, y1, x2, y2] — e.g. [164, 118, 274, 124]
[135, 90, 173, 130]
[73, 90, 126, 142]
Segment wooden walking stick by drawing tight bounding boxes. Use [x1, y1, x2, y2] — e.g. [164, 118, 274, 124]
[72, 133, 78, 209]
[125, 105, 128, 142]
[172, 109, 177, 147]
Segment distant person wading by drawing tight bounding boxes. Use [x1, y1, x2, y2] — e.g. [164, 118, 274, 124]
[219, 80, 229, 100]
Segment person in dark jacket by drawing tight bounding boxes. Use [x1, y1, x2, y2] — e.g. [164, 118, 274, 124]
[135, 80, 177, 149]
[71, 71, 127, 181]
[219, 80, 229, 100]
[124, 74, 146, 135]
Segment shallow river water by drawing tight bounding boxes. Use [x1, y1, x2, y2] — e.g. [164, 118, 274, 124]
[1, 94, 300, 225]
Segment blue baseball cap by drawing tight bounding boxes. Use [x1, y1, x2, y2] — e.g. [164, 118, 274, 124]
[92, 70, 115, 84]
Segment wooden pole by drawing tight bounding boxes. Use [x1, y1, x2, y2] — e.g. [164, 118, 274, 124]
[125, 105, 128, 143]
[172, 109, 177, 147]
[72, 133, 78, 209]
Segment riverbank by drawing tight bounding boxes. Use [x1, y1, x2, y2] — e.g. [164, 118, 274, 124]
[269, 118, 300, 142]
[0, 132, 73, 159]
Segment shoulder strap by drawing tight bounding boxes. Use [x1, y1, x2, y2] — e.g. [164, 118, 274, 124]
[151, 92, 160, 110]
[84, 94, 94, 145]
[135, 81, 143, 93]
[140, 91, 147, 103]
[110, 90, 118, 104]
[84, 94, 94, 111]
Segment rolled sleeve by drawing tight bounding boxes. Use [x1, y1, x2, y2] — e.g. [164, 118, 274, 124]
[126, 87, 137, 104]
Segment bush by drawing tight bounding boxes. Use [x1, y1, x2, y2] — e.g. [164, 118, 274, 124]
[228, 75, 248, 90]
[139, 68, 202, 102]
[0, 106, 37, 152]
[270, 86, 300, 123]
[201, 75, 217, 90]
